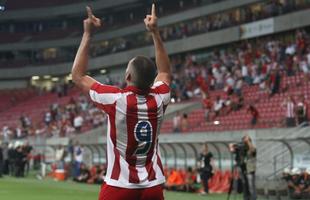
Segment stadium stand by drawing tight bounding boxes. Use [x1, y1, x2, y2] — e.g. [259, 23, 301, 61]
[1, 27, 310, 139]
[2, 0, 310, 68]
[1, 1, 310, 200]
[5, 0, 89, 10]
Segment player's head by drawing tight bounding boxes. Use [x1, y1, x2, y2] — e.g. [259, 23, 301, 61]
[125, 56, 157, 90]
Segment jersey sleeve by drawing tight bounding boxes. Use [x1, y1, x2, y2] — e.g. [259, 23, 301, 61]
[150, 81, 171, 106]
[89, 82, 121, 107]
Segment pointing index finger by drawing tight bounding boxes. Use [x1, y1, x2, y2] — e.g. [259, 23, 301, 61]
[151, 3, 156, 17]
[86, 6, 93, 19]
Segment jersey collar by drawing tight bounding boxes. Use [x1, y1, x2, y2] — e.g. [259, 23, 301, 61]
[124, 85, 150, 95]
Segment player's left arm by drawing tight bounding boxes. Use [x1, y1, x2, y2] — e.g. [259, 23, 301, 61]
[72, 6, 101, 93]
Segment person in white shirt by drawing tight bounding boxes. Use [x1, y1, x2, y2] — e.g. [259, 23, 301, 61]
[73, 114, 84, 132]
[282, 96, 296, 127]
[214, 96, 224, 116]
[55, 145, 66, 170]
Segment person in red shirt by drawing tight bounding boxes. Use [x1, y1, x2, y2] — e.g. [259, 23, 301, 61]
[202, 95, 213, 121]
[247, 105, 259, 126]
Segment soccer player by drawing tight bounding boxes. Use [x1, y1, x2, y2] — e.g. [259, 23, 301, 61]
[71, 4, 171, 200]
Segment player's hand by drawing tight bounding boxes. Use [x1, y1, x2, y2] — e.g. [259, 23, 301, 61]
[84, 6, 102, 35]
[144, 4, 158, 33]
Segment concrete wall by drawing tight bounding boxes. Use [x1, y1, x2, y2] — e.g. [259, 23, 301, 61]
[0, 0, 138, 21]
[0, 79, 28, 89]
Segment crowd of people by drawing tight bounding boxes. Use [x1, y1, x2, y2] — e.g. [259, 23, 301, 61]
[60, 142, 106, 185]
[283, 167, 310, 199]
[1, 91, 106, 141]
[0, 141, 33, 178]
[2, 27, 310, 139]
[169, 28, 310, 127]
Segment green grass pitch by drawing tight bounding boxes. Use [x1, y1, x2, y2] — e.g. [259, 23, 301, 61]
[0, 177, 262, 200]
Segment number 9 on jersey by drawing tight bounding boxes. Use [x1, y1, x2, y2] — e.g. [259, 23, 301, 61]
[134, 121, 152, 156]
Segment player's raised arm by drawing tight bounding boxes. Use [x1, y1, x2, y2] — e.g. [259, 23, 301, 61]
[144, 4, 171, 86]
[72, 6, 102, 93]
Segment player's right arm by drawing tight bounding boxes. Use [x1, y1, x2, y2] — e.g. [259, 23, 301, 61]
[144, 4, 171, 86]
[72, 6, 101, 93]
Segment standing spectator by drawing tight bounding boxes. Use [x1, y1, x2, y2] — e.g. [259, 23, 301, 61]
[181, 113, 188, 132]
[2, 142, 9, 175]
[73, 113, 84, 133]
[15, 144, 26, 177]
[213, 96, 224, 116]
[173, 112, 181, 133]
[198, 143, 214, 195]
[44, 110, 52, 126]
[8, 143, 15, 176]
[55, 145, 66, 170]
[247, 105, 259, 126]
[269, 69, 281, 96]
[244, 135, 257, 200]
[1, 126, 11, 142]
[296, 95, 308, 126]
[0, 142, 3, 178]
[56, 84, 63, 98]
[202, 95, 213, 121]
[23, 142, 32, 176]
[282, 96, 296, 127]
[73, 142, 83, 178]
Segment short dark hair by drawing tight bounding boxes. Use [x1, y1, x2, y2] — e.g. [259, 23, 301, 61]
[130, 56, 156, 90]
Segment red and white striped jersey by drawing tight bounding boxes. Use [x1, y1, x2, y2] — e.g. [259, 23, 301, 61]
[89, 81, 170, 189]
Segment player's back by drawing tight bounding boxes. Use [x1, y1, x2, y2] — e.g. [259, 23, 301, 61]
[89, 81, 170, 188]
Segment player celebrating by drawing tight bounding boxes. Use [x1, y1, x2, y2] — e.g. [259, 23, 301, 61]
[71, 4, 171, 200]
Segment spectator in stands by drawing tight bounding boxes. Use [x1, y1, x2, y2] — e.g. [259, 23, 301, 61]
[181, 113, 188, 132]
[1, 125, 11, 142]
[173, 112, 181, 133]
[296, 95, 308, 126]
[44, 110, 52, 126]
[213, 96, 224, 117]
[15, 126, 22, 139]
[197, 143, 214, 195]
[202, 95, 213, 121]
[269, 69, 281, 96]
[73, 113, 83, 133]
[247, 105, 259, 126]
[282, 96, 296, 127]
